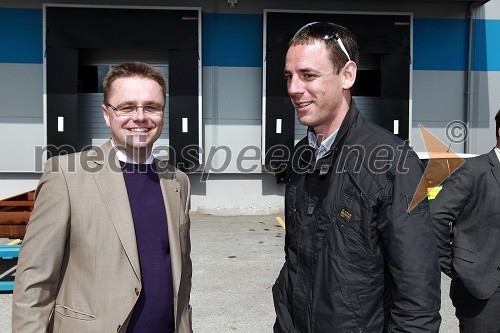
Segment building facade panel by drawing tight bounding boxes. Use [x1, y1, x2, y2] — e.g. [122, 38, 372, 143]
[0, 2, 497, 211]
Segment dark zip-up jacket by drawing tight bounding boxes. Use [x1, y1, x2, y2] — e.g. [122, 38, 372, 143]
[273, 101, 441, 332]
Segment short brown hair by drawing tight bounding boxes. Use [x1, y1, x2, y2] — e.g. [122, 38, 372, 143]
[290, 22, 359, 74]
[102, 62, 166, 103]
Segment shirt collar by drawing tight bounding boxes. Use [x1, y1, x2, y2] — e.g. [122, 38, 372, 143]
[111, 139, 154, 164]
[307, 128, 339, 160]
[495, 147, 500, 163]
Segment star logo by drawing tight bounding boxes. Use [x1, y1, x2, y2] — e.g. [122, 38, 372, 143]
[408, 124, 465, 211]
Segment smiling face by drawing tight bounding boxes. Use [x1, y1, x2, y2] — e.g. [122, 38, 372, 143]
[284, 40, 356, 138]
[102, 76, 165, 161]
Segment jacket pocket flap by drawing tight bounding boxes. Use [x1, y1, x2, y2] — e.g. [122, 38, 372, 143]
[55, 305, 96, 321]
[453, 247, 477, 263]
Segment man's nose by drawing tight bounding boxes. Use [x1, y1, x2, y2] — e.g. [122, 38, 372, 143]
[287, 76, 303, 95]
[132, 107, 147, 121]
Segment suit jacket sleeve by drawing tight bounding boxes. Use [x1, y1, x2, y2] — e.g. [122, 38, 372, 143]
[377, 154, 441, 333]
[177, 170, 193, 333]
[430, 162, 472, 277]
[12, 157, 71, 332]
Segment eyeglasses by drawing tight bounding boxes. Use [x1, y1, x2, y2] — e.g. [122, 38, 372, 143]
[105, 103, 164, 117]
[293, 22, 352, 62]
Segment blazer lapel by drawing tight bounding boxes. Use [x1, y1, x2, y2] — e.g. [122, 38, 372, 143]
[90, 141, 141, 281]
[156, 160, 182, 298]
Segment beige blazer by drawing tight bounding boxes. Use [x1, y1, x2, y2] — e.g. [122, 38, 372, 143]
[12, 141, 192, 333]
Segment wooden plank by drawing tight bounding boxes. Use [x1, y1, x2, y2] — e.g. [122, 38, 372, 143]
[0, 190, 34, 239]
[0, 221, 29, 226]
[0, 212, 31, 223]
[0, 201, 34, 207]
[0, 190, 35, 202]
[0, 225, 26, 238]
[27, 191, 35, 201]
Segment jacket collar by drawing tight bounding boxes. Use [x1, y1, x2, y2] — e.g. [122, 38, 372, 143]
[490, 148, 500, 167]
[488, 148, 500, 187]
[331, 98, 362, 151]
[291, 100, 361, 174]
[89, 140, 142, 281]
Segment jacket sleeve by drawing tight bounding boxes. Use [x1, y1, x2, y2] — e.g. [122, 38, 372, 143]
[177, 170, 193, 333]
[430, 162, 471, 277]
[272, 175, 295, 333]
[272, 266, 294, 333]
[377, 154, 441, 333]
[12, 157, 70, 332]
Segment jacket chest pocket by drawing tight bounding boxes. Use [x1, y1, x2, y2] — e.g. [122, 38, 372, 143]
[327, 191, 371, 256]
[337, 189, 372, 254]
[325, 172, 380, 273]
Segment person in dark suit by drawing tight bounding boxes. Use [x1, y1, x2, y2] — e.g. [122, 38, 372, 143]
[431, 110, 500, 332]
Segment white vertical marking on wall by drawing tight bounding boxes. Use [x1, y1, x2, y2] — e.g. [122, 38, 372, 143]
[393, 120, 399, 135]
[58, 117, 64, 132]
[276, 118, 282, 134]
[182, 117, 188, 133]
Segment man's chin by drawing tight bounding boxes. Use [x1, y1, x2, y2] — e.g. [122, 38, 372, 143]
[297, 117, 313, 127]
[125, 135, 151, 147]
[131, 144, 149, 149]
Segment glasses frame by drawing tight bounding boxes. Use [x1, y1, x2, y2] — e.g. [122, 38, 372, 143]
[293, 22, 352, 62]
[105, 103, 165, 117]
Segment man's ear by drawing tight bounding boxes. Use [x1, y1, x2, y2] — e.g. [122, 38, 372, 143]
[102, 104, 111, 128]
[342, 61, 357, 90]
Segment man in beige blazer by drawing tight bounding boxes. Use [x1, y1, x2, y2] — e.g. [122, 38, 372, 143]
[12, 62, 192, 332]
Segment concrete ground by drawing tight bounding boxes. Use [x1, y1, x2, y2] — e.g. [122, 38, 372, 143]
[0, 213, 458, 332]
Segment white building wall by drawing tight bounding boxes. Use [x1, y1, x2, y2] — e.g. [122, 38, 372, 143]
[466, 2, 500, 154]
[0, 63, 44, 172]
[411, 71, 467, 153]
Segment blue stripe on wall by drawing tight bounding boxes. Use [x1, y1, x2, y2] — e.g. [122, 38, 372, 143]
[0, 9, 497, 71]
[413, 18, 500, 71]
[473, 19, 500, 71]
[0, 9, 42, 64]
[413, 18, 468, 71]
[203, 13, 262, 67]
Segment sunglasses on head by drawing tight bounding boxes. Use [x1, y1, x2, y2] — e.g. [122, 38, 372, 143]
[293, 22, 352, 62]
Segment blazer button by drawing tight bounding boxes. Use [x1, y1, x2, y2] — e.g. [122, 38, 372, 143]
[497, 266, 500, 271]
[117, 324, 122, 331]
[135, 287, 140, 296]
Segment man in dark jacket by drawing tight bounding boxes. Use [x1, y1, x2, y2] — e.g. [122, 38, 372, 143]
[431, 110, 500, 332]
[272, 22, 441, 332]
